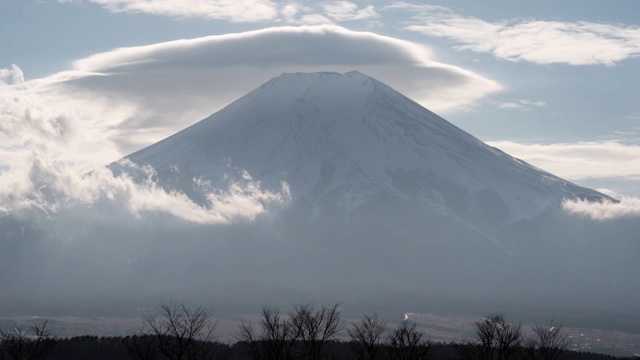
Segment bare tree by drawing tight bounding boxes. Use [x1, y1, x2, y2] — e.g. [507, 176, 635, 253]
[347, 313, 388, 360]
[0, 320, 58, 360]
[386, 320, 432, 360]
[144, 302, 226, 360]
[235, 306, 301, 360]
[458, 313, 522, 360]
[524, 320, 568, 360]
[290, 302, 345, 360]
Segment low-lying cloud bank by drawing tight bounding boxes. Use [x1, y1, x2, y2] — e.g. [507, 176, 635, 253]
[563, 197, 640, 220]
[0, 155, 289, 225]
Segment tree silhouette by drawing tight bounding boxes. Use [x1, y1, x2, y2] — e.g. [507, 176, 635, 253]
[235, 306, 301, 360]
[386, 320, 432, 360]
[347, 313, 388, 360]
[524, 320, 569, 360]
[144, 302, 226, 360]
[290, 302, 344, 360]
[0, 319, 58, 360]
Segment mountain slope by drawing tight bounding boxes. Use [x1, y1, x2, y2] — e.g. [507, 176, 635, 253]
[125, 71, 608, 226]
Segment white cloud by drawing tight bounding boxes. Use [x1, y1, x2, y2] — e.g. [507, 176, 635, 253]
[487, 140, 640, 182]
[0, 65, 289, 224]
[595, 188, 621, 198]
[497, 99, 546, 110]
[0, 137, 289, 225]
[0, 64, 25, 85]
[323, 1, 379, 21]
[82, 0, 279, 22]
[281, 2, 300, 21]
[385, 3, 448, 12]
[398, 4, 640, 66]
[562, 197, 640, 220]
[293, 13, 335, 25]
[62, 0, 380, 25]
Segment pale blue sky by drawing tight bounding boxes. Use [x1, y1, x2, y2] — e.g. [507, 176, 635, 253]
[1, 0, 640, 195]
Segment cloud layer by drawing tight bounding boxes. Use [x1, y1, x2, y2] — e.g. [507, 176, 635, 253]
[61, 0, 381, 25]
[396, 4, 640, 66]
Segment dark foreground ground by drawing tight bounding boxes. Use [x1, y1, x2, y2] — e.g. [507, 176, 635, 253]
[40, 336, 637, 360]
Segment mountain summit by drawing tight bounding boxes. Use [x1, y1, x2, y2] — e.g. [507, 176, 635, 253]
[127, 71, 607, 225]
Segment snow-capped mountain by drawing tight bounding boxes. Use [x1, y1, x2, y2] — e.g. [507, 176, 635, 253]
[125, 71, 608, 226]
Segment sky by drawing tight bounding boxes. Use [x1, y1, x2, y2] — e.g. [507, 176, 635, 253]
[1, 0, 640, 223]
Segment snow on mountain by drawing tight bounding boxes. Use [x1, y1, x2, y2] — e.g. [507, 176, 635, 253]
[124, 70, 608, 225]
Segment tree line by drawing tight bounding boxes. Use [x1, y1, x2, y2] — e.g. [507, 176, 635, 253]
[0, 302, 635, 360]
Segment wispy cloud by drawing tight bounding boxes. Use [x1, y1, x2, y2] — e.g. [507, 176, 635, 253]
[73, 0, 280, 22]
[488, 140, 640, 182]
[280, 3, 335, 25]
[60, 0, 383, 25]
[395, 3, 640, 66]
[0, 64, 25, 85]
[497, 99, 546, 111]
[323, 1, 379, 21]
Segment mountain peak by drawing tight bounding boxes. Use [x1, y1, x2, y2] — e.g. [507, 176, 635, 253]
[253, 70, 378, 99]
[276, 70, 369, 79]
[255, 70, 381, 102]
